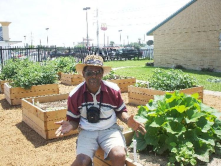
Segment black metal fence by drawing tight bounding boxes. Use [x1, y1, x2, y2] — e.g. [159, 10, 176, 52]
[0, 46, 90, 69]
[0, 46, 153, 70]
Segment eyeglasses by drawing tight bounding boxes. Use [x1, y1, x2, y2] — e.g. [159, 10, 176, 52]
[84, 70, 103, 77]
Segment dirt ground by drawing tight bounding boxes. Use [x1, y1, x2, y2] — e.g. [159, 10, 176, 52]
[0, 83, 221, 166]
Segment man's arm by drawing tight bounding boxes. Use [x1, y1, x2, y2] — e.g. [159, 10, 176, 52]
[116, 111, 130, 124]
[69, 120, 79, 130]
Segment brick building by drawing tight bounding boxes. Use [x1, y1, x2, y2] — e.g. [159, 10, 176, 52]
[146, 0, 221, 72]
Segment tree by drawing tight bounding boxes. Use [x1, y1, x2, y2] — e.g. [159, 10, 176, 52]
[146, 40, 154, 46]
[110, 41, 114, 47]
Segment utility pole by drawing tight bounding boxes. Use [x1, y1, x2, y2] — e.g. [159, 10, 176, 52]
[118, 30, 122, 46]
[30, 32, 33, 46]
[24, 36, 26, 47]
[46, 28, 49, 46]
[96, 8, 99, 49]
[83, 7, 90, 48]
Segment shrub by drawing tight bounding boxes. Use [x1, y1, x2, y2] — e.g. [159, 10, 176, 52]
[149, 69, 197, 91]
[133, 91, 221, 165]
[10, 61, 58, 89]
[0, 58, 34, 80]
[48, 56, 77, 74]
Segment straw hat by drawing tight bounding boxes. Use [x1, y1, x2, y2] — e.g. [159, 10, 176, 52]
[75, 55, 111, 76]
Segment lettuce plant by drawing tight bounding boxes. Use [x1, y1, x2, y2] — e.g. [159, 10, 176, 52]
[133, 91, 221, 165]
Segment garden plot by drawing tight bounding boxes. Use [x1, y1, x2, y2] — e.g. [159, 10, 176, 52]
[21, 93, 77, 139]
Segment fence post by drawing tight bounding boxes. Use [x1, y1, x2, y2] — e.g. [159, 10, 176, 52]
[38, 46, 40, 62]
[0, 46, 3, 70]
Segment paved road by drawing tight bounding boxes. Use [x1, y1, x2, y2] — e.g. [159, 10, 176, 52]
[204, 90, 221, 97]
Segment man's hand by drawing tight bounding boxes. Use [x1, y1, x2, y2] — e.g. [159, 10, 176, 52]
[127, 115, 146, 136]
[55, 120, 74, 137]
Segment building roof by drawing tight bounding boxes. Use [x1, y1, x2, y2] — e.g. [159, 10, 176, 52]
[146, 0, 197, 36]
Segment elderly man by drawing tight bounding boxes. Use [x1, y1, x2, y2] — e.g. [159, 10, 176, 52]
[55, 55, 146, 166]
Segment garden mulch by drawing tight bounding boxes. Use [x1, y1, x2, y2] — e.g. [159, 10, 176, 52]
[0, 83, 221, 166]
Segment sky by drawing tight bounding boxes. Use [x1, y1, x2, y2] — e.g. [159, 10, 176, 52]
[0, 0, 191, 47]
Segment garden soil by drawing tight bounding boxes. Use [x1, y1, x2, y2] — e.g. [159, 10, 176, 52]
[0, 83, 221, 166]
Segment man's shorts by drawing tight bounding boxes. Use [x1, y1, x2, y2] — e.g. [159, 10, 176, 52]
[76, 123, 126, 161]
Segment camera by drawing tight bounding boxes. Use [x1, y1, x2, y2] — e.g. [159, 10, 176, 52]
[87, 106, 100, 123]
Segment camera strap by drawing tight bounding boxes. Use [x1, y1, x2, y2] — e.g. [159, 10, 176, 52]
[84, 90, 103, 111]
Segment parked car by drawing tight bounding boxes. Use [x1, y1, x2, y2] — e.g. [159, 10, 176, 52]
[115, 48, 142, 60]
[108, 49, 118, 60]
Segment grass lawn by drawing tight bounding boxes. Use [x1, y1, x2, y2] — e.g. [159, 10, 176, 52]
[104, 59, 221, 92]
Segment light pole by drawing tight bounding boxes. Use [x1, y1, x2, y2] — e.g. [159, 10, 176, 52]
[46, 28, 49, 46]
[118, 30, 122, 46]
[83, 7, 90, 48]
[24, 36, 26, 47]
[101, 23, 107, 47]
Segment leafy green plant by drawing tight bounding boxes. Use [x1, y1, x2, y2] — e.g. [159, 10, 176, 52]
[48, 56, 77, 74]
[134, 81, 149, 88]
[11, 62, 58, 89]
[149, 69, 197, 91]
[103, 70, 129, 80]
[133, 91, 221, 165]
[0, 58, 33, 80]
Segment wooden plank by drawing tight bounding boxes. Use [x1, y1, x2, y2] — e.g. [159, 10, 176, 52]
[22, 107, 45, 129]
[24, 93, 69, 104]
[22, 114, 47, 139]
[9, 89, 59, 99]
[44, 109, 67, 122]
[21, 93, 78, 139]
[8, 84, 59, 98]
[23, 113, 78, 140]
[46, 128, 78, 139]
[4, 83, 59, 105]
[95, 148, 112, 165]
[93, 157, 111, 166]
[45, 118, 66, 130]
[0, 80, 7, 93]
[22, 99, 45, 121]
[108, 78, 136, 93]
[4, 82, 11, 97]
[61, 73, 84, 85]
[128, 86, 204, 106]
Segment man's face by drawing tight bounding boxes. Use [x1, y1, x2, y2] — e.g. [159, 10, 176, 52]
[83, 66, 103, 91]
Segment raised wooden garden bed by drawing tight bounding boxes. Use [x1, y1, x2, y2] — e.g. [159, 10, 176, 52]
[57, 71, 61, 80]
[60, 72, 84, 85]
[4, 83, 59, 105]
[128, 86, 204, 106]
[107, 77, 136, 93]
[94, 130, 142, 166]
[21, 93, 78, 139]
[0, 80, 8, 93]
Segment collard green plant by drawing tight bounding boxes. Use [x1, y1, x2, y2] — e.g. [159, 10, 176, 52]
[133, 91, 221, 165]
[149, 69, 197, 91]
